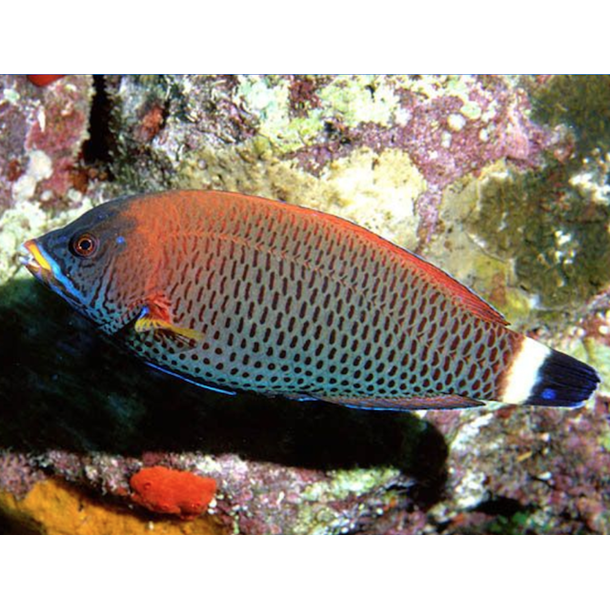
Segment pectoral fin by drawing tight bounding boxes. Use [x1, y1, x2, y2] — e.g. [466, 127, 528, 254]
[134, 299, 204, 343]
[135, 314, 204, 341]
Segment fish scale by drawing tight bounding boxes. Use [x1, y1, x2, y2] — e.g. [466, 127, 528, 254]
[22, 190, 600, 410]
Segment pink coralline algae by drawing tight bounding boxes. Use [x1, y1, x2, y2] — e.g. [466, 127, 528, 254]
[421, 396, 610, 534]
[0, 74, 92, 210]
[288, 75, 325, 117]
[293, 77, 551, 242]
[298, 79, 548, 183]
[0, 451, 46, 499]
[394, 87, 546, 183]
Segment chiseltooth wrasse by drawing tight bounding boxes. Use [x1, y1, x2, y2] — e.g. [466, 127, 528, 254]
[21, 190, 600, 410]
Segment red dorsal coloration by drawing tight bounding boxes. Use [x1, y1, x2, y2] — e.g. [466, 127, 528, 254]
[128, 190, 507, 327]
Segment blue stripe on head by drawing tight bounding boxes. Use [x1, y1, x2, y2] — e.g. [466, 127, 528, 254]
[36, 242, 85, 304]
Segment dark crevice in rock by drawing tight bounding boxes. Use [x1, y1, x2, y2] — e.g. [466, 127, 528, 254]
[475, 496, 528, 518]
[82, 75, 115, 172]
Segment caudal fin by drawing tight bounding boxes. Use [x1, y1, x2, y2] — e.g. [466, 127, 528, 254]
[527, 348, 600, 407]
[501, 336, 600, 407]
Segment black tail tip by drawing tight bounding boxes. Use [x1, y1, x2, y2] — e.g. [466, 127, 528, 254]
[527, 349, 600, 407]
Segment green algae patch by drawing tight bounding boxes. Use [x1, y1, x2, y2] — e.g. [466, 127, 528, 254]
[600, 431, 610, 453]
[235, 76, 325, 154]
[467, 163, 610, 319]
[317, 75, 400, 127]
[532, 76, 610, 159]
[234, 75, 406, 155]
[486, 511, 535, 535]
[300, 467, 400, 503]
[425, 168, 536, 329]
[294, 466, 400, 534]
[580, 337, 610, 396]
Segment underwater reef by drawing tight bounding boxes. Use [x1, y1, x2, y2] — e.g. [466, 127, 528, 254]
[1, 74, 609, 534]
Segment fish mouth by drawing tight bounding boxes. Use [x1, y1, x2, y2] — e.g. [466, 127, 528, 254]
[20, 239, 83, 307]
[20, 239, 54, 280]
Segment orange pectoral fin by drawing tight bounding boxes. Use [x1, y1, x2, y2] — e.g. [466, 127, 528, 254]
[135, 300, 204, 343]
[134, 316, 204, 341]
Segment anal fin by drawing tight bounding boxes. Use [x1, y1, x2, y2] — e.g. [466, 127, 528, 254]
[315, 394, 484, 411]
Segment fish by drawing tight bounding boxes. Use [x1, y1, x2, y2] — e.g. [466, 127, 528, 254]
[21, 190, 600, 410]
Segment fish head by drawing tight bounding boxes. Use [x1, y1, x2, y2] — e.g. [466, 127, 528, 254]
[21, 195, 146, 331]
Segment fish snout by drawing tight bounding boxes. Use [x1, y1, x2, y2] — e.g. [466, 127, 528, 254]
[20, 238, 85, 308]
[20, 239, 53, 279]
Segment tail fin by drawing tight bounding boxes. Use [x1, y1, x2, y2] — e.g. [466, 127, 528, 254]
[500, 336, 600, 407]
[527, 348, 600, 407]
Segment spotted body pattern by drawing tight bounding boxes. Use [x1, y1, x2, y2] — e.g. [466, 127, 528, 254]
[121, 193, 517, 406]
[23, 190, 600, 410]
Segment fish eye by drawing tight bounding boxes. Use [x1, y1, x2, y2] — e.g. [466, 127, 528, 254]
[71, 233, 98, 257]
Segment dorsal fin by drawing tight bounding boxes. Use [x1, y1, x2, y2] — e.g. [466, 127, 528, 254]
[402, 251, 508, 326]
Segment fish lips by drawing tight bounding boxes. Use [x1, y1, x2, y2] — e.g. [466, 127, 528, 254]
[20, 239, 80, 306]
[21, 239, 54, 281]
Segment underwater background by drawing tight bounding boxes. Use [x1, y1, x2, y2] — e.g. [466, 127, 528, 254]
[0, 74, 609, 534]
